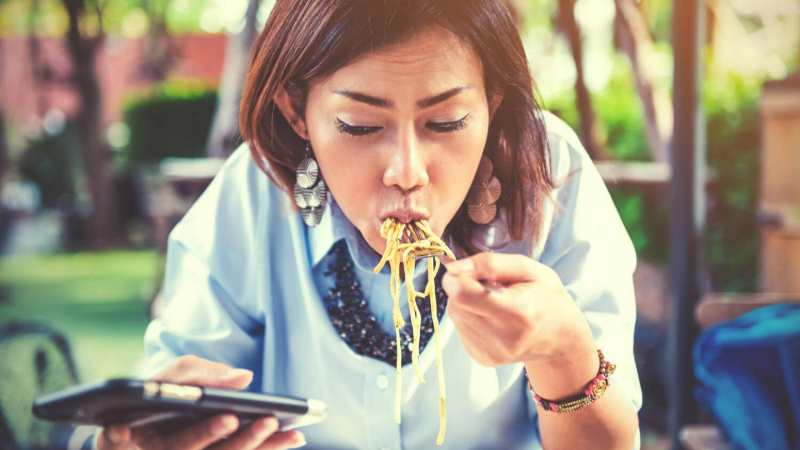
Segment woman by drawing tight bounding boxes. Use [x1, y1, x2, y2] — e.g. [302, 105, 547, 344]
[99, 0, 642, 449]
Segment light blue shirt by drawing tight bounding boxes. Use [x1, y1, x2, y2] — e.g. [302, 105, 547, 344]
[141, 112, 642, 450]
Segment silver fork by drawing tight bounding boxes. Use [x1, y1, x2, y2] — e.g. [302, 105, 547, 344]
[401, 223, 502, 293]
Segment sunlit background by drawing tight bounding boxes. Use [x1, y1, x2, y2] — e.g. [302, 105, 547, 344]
[1, 0, 798, 449]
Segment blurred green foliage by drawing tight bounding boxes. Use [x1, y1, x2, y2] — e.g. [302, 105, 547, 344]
[15, 81, 219, 208]
[703, 75, 761, 293]
[18, 122, 82, 208]
[121, 80, 218, 166]
[546, 62, 668, 262]
[0, 0, 245, 36]
[547, 67, 761, 292]
[547, 57, 653, 162]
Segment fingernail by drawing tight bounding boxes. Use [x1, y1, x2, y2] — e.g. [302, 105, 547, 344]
[213, 415, 237, 436]
[289, 434, 307, 448]
[225, 368, 253, 379]
[106, 426, 121, 444]
[257, 417, 279, 434]
[447, 259, 474, 275]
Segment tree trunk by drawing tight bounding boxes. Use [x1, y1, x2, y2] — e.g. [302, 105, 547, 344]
[557, 0, 609, 160]
[207, 0, 261, 158]
[614, 0, 673, 163]
[27, 0, 48, 116]
[0, 43, 7, 184]
[139, 0, 175, 81]
[0, 111, 8, 185]
[62, 0, 119, 248]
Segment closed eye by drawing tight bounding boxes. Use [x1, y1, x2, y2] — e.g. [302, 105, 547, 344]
[336, 118, 382, 136]
[336, 114, 469, 136]
[427, 113, 469, 133]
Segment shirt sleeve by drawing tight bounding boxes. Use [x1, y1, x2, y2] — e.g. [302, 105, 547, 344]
[535, 114, 643, 413]
[140, 146, 266, 387]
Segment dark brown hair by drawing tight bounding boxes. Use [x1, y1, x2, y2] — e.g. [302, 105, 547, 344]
[240, 0, 554, 254]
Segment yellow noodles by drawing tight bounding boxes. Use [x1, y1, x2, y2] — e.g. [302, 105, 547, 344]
[374, 218, 454, 445]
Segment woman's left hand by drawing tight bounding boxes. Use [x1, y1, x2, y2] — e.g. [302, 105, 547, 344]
[441, 252, 588, 367]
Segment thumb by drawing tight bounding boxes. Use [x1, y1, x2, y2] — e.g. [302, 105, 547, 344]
[153, 355, 254, 390]
[96, 424, 132, 450]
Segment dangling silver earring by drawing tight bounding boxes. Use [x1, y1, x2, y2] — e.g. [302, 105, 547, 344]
[293, 141, 327, 227]
[466, 155, 501, 224]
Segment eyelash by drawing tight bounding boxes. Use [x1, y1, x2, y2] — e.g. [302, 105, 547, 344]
[336, 114, 469, 137]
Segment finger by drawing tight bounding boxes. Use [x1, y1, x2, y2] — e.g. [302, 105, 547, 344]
[254, 430, 306, 449]
[446, 253, 547, 283]
[153, 355, 254, 390]
[96, 424, 132, 450]
[154, 414, 239, 450]
[131, 427, 159, 444]
[209, 417, 279, 450]
[442, 272, 509, 316]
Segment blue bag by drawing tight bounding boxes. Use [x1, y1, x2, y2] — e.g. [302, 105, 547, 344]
[693, 303, 800, 450]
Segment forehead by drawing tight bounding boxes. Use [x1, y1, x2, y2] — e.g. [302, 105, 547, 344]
[311, 26, 485, 100]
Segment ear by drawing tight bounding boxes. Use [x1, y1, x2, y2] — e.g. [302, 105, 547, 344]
[273, 85, 309, 140]
[488, 88, 505, 122]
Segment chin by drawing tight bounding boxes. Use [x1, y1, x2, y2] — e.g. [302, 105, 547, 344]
[357, 220, 386, 256]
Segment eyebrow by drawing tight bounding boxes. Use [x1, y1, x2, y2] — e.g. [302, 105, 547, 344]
[333, 85, 470, 110]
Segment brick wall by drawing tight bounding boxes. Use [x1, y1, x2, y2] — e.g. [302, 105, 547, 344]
[0, 33, 227, 130]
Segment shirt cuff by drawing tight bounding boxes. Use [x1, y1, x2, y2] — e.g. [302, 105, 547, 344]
[66, 425, 101, 450]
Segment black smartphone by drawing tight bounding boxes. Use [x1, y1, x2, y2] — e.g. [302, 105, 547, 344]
[32, 379, 327, 433]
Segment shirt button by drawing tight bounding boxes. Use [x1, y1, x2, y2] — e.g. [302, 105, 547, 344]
[376, 374, 389, 390]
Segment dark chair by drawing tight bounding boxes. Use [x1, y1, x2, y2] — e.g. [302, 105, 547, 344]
[0, 322, 80, 450]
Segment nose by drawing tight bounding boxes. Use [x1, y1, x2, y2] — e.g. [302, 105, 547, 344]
[382, 125, 429, 192]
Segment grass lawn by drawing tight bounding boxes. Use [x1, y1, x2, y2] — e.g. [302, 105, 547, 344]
[0, 250, 159, 381]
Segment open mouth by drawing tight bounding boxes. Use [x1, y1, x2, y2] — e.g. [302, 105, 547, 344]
[380, 209, 428, 224]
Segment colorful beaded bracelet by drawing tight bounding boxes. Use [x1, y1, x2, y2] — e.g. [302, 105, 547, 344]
[525, 349, 616, 414]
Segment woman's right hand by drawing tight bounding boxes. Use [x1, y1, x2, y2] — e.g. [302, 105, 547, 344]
[96, 355, 306, 450]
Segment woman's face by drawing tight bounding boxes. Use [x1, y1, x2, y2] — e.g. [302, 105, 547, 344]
[292, 26, 499, 256]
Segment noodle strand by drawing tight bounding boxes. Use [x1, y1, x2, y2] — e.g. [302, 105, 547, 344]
[375, 218, 453, 444]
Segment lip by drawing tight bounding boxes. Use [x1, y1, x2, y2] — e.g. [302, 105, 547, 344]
[380, 208, 429, 224]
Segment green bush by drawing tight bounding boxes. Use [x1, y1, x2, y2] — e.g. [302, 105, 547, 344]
[546, 62, 668, 262]
[546, 57, 652, 162]
[18, 122, 82, 208]
[121, 81, 218, 166]
[546, 66, 762, 292]
[704, 75, 761, 292]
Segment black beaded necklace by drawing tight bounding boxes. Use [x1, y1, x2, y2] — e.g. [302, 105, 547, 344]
[322, 240, 448, 367]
